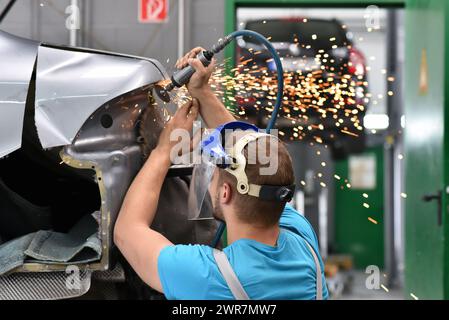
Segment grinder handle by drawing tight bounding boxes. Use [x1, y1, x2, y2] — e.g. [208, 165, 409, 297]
[170, 51, 212, 88]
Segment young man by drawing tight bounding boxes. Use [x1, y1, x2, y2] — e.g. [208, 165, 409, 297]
[114, 48, 328, 300]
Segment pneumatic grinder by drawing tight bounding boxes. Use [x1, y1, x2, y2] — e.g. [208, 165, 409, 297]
[155, 37, 232, 103]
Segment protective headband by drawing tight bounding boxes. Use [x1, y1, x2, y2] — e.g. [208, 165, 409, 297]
[223, 132, 295, 203]
[201, 121, 295, 202]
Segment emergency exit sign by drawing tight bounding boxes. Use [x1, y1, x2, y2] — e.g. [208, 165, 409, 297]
[139, 0, 168, 23]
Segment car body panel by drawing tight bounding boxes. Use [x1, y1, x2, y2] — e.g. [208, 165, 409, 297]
[35, 45, 167, 149]
[0, 31, 217, 296]
[0, 30, 39, 158]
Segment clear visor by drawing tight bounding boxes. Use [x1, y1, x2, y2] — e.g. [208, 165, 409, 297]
[187, 161, 216, 220]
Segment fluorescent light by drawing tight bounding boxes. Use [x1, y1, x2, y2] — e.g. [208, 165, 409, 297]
[364, 114, 389, 130]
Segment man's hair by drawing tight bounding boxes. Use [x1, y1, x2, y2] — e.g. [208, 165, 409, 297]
[218, 134, 295, 227]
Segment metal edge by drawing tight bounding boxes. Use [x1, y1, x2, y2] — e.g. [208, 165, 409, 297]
[40, 43, 169, 78]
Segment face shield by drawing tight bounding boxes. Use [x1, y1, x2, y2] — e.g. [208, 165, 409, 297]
[187, 121, 259, 221]
[187, 160, 216, 220]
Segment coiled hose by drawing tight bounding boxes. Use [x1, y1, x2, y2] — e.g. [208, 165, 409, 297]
[211, 30, 284, 248]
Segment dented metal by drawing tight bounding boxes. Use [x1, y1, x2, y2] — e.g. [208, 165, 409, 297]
[35, 45, 167, 149]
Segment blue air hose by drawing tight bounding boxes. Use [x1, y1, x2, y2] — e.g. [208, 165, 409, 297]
[211, 30, 284, 248]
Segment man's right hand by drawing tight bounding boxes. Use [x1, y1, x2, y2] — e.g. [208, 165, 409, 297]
[175, 47, 216, 98]
[176, 47, 235, 128]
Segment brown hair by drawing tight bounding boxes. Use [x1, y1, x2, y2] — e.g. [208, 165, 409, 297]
[218, 135, 295, 227]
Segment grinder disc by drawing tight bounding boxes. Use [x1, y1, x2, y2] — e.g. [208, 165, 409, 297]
[154, 84, 171, 103]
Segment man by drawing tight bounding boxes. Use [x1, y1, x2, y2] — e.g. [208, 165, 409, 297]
[114, 48, 328, 300]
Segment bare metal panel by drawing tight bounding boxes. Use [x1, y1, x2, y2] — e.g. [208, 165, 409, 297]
[0, 31, 39, 158]
[35, 45, 167, 149]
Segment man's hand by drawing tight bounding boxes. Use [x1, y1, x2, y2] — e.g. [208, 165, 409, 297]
[176, 47, 234, 128]
[175, 47, 216, 98]
[156, 98, 200, 157]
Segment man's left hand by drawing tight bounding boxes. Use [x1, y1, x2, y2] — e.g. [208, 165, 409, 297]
[156, 98, 200, 156]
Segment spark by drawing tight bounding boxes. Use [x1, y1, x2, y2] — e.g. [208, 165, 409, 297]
[381, 284, 389, 292]
[410, 293, 419, 300]
[170, 42, 375, 145]
[401, 193, 407, 199]
[341, 129, 359, 137]
[368, 217, 378, 224]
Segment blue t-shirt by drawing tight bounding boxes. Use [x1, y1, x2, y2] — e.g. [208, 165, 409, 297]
[157, 204, 328, 300]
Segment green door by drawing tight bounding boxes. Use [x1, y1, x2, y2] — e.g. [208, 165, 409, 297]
[404, 0, 447, 300]
[334, 147, 385, 269]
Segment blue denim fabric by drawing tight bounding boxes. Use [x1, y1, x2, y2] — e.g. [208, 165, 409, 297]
[0, 233, 35, 275]
[0, 214, 101, 275]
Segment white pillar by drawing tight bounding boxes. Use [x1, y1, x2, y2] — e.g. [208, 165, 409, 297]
[178, 0, 185, 59]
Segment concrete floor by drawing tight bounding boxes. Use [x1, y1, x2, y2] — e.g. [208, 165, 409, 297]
[337, 271, 404, 300]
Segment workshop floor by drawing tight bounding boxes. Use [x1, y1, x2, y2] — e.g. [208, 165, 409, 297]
[338, 271, 404, 300]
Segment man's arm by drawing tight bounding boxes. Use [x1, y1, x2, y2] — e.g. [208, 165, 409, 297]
[114, 99, 199, 293]
[176, 47, 235, 128]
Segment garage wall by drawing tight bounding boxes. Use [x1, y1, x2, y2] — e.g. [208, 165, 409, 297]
[0, 0, 225, 70]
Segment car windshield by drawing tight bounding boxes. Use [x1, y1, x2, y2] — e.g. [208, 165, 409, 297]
[244, 19, 347, 49]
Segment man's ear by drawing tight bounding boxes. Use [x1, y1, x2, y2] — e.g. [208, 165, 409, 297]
[221, 182, 233, 204]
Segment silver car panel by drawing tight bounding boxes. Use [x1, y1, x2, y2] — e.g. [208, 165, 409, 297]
[35, 45, 167, 149]
[0, 30, 39, 158]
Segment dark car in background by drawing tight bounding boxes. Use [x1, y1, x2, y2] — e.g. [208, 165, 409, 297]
[235, 18, 369, 158]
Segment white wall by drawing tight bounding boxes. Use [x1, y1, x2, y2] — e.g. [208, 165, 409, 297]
[0, 0, 225, 72]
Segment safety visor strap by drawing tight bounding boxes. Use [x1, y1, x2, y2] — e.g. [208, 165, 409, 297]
[224, 132, 272, 194]
[225, 132, 295, 202]
[248, 184, 296, 202]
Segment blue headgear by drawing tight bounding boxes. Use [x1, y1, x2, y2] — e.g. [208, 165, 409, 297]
[200, 121, 295, 203]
